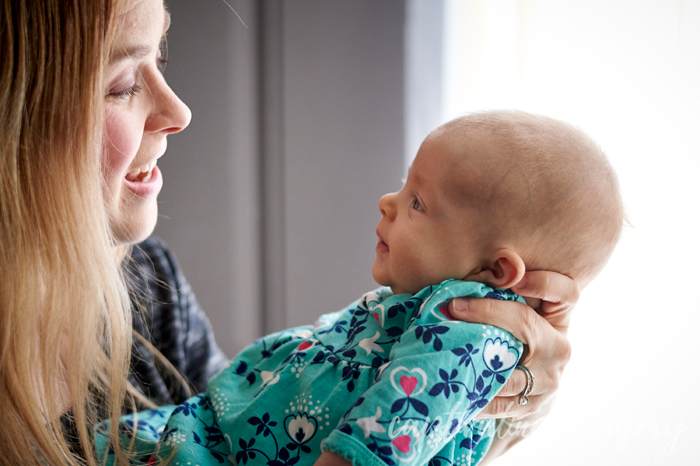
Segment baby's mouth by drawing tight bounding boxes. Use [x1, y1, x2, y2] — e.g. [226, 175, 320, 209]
[376, 236, 390, 254]
[125, 160, 157, 183]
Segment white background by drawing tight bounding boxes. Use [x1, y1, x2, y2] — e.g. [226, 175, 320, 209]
[440, 0, 700, 463]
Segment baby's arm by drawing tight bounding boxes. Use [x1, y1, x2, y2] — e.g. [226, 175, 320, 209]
[321, 281, 524, 466]
[314, 450, 353, 466]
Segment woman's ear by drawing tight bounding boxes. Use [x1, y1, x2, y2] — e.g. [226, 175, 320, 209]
[464, 249, 526, 289]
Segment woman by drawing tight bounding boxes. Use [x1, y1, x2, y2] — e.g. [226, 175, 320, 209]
[0, 0, 576, 465]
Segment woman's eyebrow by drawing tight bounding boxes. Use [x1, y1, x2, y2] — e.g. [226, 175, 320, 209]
[109, 44, 152, 63]
[163, 9, 171, 34]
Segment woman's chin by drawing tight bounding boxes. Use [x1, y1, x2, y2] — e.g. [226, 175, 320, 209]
[109, 204, 159, 246]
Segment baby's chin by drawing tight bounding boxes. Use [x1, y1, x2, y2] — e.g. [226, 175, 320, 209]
[388, 282, 422, 296]
[372, 278, 408, 296]
[371, 265, 436, 296]
[371, 265, 390, 289]
[389, 277, 471, 296]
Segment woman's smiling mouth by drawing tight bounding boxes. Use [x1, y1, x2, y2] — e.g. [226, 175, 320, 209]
[125, 160, 157, 183]
[122, 157, 163, 199]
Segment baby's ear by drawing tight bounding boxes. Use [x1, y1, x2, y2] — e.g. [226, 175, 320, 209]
[464, 249, 526, 289]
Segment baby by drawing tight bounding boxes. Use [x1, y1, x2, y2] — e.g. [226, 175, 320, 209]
[97, 110, 623, 466]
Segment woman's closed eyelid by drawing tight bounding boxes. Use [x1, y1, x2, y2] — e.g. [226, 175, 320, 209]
[109, 84, 143, 100]
[107, 50, 167, 101]
[106, 71, 139, 99]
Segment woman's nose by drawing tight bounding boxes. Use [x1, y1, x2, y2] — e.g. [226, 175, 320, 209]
[379, 192, 397, 219]
[146, 77, 192, 134]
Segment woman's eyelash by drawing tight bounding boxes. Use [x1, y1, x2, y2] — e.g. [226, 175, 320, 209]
[158, 37, 168, 73]
[157, 57, 168, 73]
[109, 84, 143, 100]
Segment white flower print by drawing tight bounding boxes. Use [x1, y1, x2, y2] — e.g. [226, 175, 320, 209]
[482, 338, 518, 373]
[359, 331, 384, 355]
[356, 406, 386, 438]
[286, 413, 317, 445]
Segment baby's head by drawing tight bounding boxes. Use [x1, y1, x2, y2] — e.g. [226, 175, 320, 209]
[373, 110, 623, 295]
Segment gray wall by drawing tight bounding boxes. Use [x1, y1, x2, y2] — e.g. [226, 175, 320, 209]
[157, 1, 415, 357]
[280, 1, 406, 330]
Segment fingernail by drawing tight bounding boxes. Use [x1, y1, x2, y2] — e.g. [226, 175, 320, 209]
[451, 298, 468, 314]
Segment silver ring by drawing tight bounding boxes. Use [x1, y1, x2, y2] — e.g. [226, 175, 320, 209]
[515, 365, 535, 405]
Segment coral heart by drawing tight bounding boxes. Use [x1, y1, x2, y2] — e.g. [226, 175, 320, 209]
[373, 313, 380, 323]
[392, 435, 411, 453]
[438, 304, 453, 320]
[400, 375, 417, 395]
[297, 341, 312, 352]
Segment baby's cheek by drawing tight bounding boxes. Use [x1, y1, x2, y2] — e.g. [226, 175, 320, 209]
[401, 250, 446, 292]
[396, 250, 427, 291]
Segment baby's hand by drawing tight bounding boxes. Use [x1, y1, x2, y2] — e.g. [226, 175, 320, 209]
[313, 450, 353, 466]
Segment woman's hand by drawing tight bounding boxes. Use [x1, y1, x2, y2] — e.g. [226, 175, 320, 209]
[448, 271, 579, 458]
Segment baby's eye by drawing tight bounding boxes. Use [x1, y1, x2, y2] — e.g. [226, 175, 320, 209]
[411, 198, 423, 211]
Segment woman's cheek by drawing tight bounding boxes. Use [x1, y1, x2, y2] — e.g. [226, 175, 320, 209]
[103, 109, 141, 177]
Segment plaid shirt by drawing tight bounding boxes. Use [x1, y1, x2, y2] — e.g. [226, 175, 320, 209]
[62, 237, 228, 459]
[127, 236, 229, 404]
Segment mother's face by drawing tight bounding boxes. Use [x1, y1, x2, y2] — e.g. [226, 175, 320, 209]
[102, 0, 191, 245]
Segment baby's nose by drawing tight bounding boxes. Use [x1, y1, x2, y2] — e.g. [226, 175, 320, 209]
[378, 193, 396, 218]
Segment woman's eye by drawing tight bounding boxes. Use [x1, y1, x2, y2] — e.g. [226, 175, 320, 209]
[411, 198, 423, 211]
[157, 57, 168, 74]
[108, 84, 143, 101]
[157, 38, 168, 73]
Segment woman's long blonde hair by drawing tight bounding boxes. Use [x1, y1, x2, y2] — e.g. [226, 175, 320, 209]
[0, 0, 136, 464]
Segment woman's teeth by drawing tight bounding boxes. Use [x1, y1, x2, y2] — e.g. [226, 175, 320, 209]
[126, 161, 156, 182]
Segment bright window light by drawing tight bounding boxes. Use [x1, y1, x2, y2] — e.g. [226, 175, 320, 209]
[441, 0, 699, 464]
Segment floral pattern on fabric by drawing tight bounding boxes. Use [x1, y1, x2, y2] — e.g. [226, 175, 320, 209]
[96, 280, 523, 466]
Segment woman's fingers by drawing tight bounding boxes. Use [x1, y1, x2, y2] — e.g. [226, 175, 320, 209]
[449, 272, 579, 421]
[475, 394, 544, 419]
[450, 291, 573, 420]
[512, 270, 579, 306]
[449, 293, 572, 369]
[449, 297, 541, 346]
[512, 270, 580, 329]
[493, 356, 565, 401]
[494, 367, 527, 397]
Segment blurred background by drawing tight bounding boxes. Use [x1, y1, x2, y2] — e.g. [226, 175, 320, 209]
[156, 0, 699, 464]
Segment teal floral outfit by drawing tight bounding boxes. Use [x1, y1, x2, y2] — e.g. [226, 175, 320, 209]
[96, 280, 524, 466]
